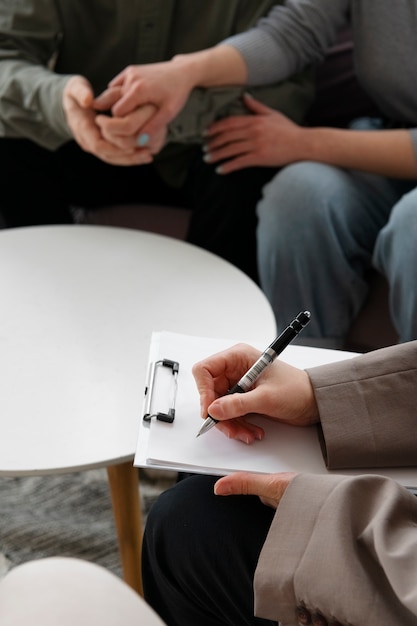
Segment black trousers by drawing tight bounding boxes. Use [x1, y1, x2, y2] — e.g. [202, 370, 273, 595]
[0, 138, 276, 283]
[142, 474, 277, 626]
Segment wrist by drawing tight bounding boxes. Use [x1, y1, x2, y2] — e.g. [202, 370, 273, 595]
[304, 373, 320, 424]
[171, 44, 247, 89]
[170, 53, 203, 92]
[297, 126, 322, 162]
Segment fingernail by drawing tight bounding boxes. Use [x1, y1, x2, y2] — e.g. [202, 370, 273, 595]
[214, 482, 230, 495]
[203, 153, 212, 163]
[137, 133, 149, 147]
[215, 165, 224, 175]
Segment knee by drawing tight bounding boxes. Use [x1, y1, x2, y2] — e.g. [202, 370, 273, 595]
[144, 475, 218, 555]
[387, 189, 417, 233]
[257, 162, 344, 227]
[257, 163, 351, 257]
[376, 188, 417, 262]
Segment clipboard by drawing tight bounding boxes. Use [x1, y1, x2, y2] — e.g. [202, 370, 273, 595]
[134, 331, 417, 487]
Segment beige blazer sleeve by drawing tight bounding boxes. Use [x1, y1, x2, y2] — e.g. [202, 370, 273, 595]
[254, 473, 417, 625]
[254, 341, 417, 625]
[307, 340, 417, 469]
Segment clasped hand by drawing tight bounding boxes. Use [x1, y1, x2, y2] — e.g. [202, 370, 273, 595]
[62, 72, 170, 165]
[62, 65, 302, 171]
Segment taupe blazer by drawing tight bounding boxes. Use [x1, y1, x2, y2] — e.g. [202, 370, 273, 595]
[254, 341, 417, 625]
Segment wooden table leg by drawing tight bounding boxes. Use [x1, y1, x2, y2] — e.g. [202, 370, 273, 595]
[107, 461, 143, 596]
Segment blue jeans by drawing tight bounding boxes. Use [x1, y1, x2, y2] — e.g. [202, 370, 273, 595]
[256, 161, 417, 345]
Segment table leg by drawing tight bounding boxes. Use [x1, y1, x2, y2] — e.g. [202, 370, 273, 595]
[107, 461, 143, 596]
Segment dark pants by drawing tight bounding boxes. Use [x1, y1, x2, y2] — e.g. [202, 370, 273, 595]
[142, 474, 277, 626]
[0, 138, 276, 283]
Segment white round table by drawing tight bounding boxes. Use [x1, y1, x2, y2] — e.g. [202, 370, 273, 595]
[0, 224, 276, 593]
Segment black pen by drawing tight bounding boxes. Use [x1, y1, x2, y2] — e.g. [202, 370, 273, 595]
[196, 310, 311, 437]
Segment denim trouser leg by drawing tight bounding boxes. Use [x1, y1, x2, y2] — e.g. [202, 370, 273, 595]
[373, 186, 417, 342]
[256, 161, 413, 347]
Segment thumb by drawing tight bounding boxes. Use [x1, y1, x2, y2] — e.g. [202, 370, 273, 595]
[67, 76, 94, 108]
[207, 386, 266, 421]
[93, 86, 122, 111]
[214, 471, 297, 508]
[243, 92, 273, 115]
[214, 471, 270, 496]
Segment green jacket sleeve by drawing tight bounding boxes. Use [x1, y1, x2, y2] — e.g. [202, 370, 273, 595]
[0, 1, 72, 149]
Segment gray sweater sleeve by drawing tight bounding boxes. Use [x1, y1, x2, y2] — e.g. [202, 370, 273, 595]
[221, 0, 349, 85]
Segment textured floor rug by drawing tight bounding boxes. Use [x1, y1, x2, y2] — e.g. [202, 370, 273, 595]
[0, 467, 177, 580]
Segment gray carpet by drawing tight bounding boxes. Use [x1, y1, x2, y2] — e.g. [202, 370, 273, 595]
[0, 467, 177, 580]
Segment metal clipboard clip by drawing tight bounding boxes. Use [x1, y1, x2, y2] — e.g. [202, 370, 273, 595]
[143, 358, 179, 424]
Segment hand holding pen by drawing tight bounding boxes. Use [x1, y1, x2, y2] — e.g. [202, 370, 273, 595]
[193, 311, 313, 442]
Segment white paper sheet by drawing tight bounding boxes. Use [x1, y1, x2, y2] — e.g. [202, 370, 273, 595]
[134, 331, 417, 487]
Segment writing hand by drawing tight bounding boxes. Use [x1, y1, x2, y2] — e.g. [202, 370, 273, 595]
[192, 343, 318, 445]
[203, 94, 303, 174]
[214, 471, 298, 509]
[62, 76, 152, 165]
